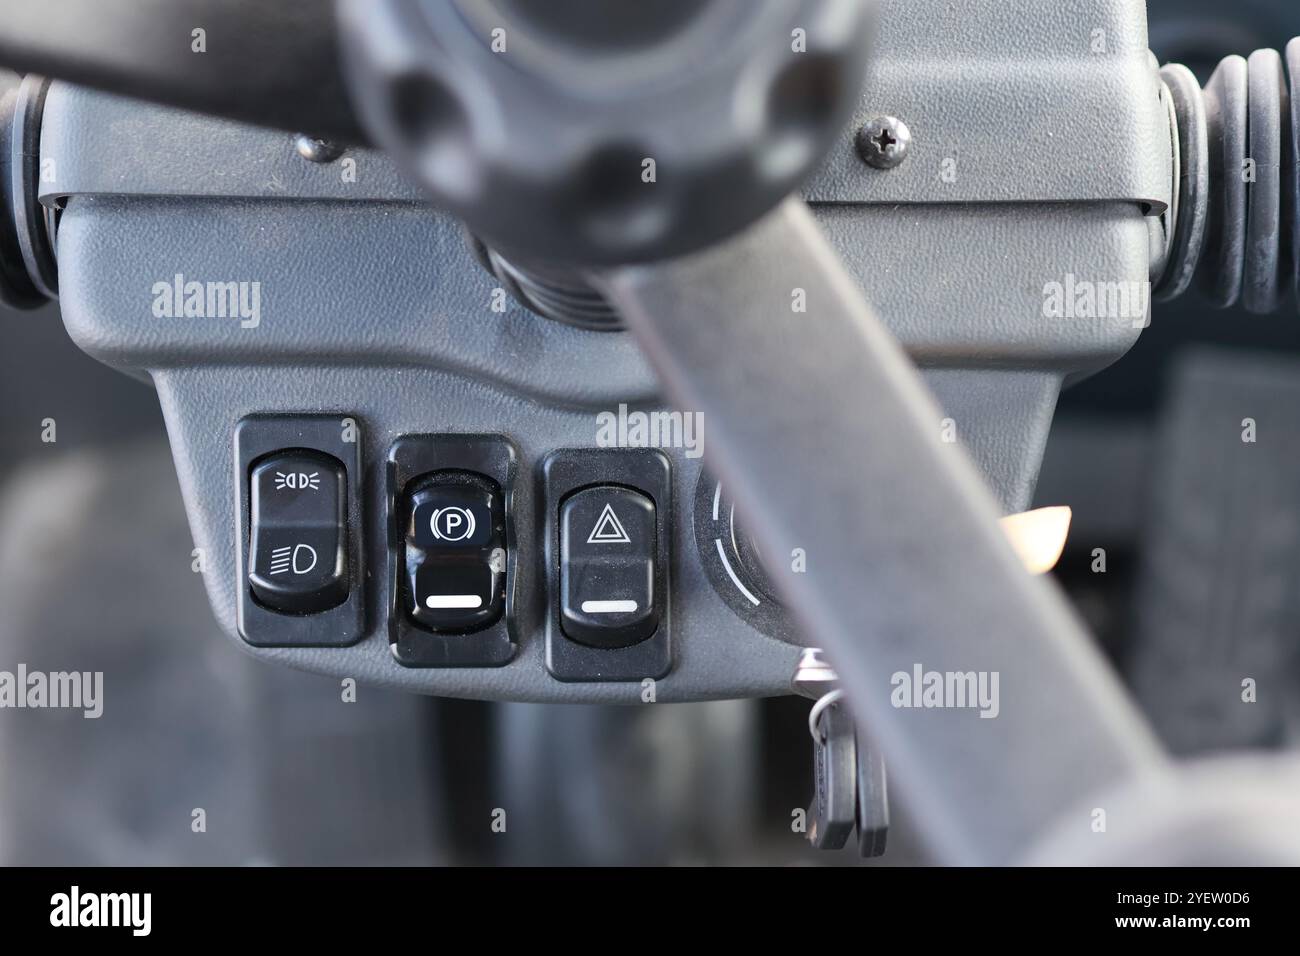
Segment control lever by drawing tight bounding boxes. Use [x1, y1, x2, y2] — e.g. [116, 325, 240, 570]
[0, 0, 364, 142]
[598, 198, 1167, 864]
[790, 503, 1068, 858]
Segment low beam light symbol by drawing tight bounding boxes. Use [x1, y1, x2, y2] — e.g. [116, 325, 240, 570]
[269, 543, 317, 575]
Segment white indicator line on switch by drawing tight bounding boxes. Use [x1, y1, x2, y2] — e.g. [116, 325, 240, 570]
[425, 594, 484, 609]
[581, 599, 638, 614]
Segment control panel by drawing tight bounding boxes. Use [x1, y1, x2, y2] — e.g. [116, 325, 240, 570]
[233, 420, 706, 687]
[47, 0, 1155, 702]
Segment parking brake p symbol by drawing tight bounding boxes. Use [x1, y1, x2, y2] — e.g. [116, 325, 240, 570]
[431, 506, 476, 542]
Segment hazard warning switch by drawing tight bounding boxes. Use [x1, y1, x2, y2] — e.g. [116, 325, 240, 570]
[559, 486, 659, 648]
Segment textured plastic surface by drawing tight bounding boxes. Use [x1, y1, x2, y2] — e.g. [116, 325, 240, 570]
[46, 0, 1163, 704]
[52, 192, 1130, 701]
[809, 0, 1168, 212]
[39, 83, 419, 204]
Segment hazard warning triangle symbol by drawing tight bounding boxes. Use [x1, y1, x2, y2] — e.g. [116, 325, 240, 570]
[587, 502, 631, 544]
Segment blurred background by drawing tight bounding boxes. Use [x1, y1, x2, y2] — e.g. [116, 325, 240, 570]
[1, 0, 1297, 865]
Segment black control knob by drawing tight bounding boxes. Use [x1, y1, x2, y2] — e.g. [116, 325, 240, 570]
[337, 0, 873, 266]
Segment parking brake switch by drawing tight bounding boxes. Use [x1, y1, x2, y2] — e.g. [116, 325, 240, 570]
[247, 450, 349, 614]
[403, 472, 507, 633]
